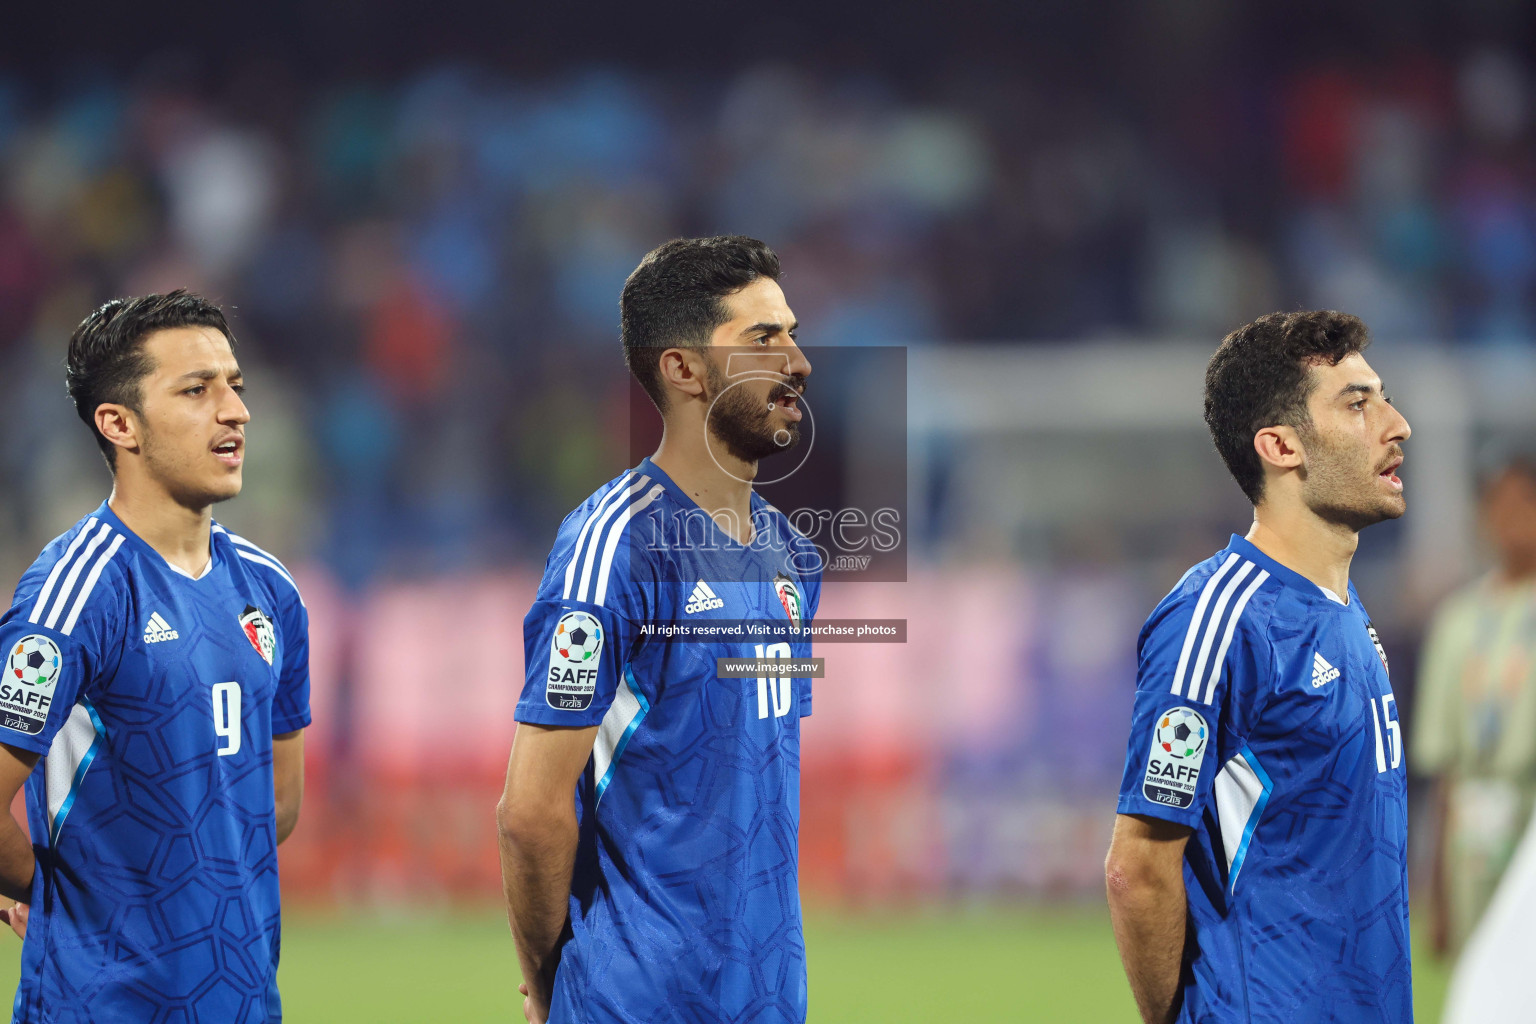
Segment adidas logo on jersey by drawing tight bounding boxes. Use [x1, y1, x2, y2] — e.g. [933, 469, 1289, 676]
[684, 581, 725, 614]
[144, 612, 179, 644]
[1312, 652, 1340, 688]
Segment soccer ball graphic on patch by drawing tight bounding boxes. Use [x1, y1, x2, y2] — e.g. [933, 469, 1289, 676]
[1155, 707, 1208, 760]
[8, 635, 61, 689]
[552, 612, 603, 666]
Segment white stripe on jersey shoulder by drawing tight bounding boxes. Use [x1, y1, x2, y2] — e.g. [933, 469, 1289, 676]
[1168, 554, 1237, 699]
[562, 473, 639, 600]
[29, 518, 104, 625]
[1200, 568, 1270, 705]
[60, 535, 126, 635]
[33, 520, 126, 635]
[213, 525, 305, 605]
[1186, 561, 1258, 700]
[1169, 554, 1272, 704]
[571, 474, 657, 605]
[592, 481, 665, 607]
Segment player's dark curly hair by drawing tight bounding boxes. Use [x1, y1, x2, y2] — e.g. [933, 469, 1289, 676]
[1205, 310, 1371, 504]
[621, 236, 780, 410]
[66, 290, 235, 469]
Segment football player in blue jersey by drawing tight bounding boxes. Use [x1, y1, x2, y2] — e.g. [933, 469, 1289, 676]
[497, 236, 820, 1024]
[1105, 311, 1413, 1024]
[0, 291, 309, 1023]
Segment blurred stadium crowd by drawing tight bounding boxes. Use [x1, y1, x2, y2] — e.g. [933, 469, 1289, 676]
[5, 43, 1536, 570]
[0, 4, 1534, 922]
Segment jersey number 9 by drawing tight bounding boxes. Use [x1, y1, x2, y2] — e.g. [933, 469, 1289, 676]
[213, 681, 243, 757]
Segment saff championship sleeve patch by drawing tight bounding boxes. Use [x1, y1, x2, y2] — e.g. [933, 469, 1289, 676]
[0, 635, 63, 735]
[1142, 706, 1209, 810]
[545, 611, 604, 711]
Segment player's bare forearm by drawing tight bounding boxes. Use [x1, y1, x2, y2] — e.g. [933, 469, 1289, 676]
[273, 731, 304, 845]
[1107, 866, 1185, 1023]
[0, 743, 38, 903]
[0, 815, 33, 904]
[1106, 813, 1191, 1024]
[497, 722, 598, 1017]
[498, 796, 578, 1012]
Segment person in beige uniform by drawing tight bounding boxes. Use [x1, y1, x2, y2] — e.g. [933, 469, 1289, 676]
[1414, 449, 1536, 958]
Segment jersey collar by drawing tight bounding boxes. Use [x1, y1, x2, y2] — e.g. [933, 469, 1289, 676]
[95, 500, 220, 581]
[636, 457, 767, 548]
[1225, 534, 1353, 607]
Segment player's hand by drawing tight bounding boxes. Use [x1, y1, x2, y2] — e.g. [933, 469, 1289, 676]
[518, 981, 548, 1024]
[0, 902, 27, 939]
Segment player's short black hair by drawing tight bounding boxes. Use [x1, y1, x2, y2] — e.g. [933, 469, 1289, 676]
[66, 290, 235, 469]
[620, 236, 780, 410]
[1204, 310, 1371, 504]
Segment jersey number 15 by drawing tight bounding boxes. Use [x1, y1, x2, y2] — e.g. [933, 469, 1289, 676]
[1369, 693, 1400, 774]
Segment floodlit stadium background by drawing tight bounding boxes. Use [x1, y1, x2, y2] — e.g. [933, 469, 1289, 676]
[2, 2, 1535, 1019]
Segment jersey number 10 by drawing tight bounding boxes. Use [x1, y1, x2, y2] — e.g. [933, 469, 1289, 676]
[213, 681, 243, 757]
[755, 643, 793, 720]
[1369, 693, 1400, 774]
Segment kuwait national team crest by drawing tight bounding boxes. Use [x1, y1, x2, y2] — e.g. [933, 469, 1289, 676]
[1366, 622, 1390, 676]
[239, 606, 277, 666]
[773, 572, 803, 630]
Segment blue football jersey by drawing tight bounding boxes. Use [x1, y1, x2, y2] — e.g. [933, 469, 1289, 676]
[515, 458, 822, 1024]
[1116, 535, 1410, 1023]
[0, 502, 310, 1024]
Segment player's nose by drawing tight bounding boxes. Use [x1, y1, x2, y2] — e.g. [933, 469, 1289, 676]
[221, 386, 251, 425]
[1385, 402, 1409, 444]
[785, 339, 812, 381]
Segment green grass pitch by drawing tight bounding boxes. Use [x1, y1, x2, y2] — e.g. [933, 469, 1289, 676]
[0, 905, 1451, 1021]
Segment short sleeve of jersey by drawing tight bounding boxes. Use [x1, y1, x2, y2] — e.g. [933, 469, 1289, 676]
[515, 522, 651, 728]
[271, 585, 311, 735]
[0, 562, 125, 755]
[517, 476, 669, 727]
[1116, 589, 1272, 828]
[516, 598, 639, 726]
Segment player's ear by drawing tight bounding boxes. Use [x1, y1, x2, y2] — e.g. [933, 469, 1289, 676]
[94, 404, 140, 455]
[657, 348, 707, 402]
[1253, 425, 1303, 471]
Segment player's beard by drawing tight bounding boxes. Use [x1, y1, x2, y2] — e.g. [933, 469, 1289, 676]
[139, 419, 242, 509]
[1298, 426, 1405, 531]
[702, 361, 805, 464]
